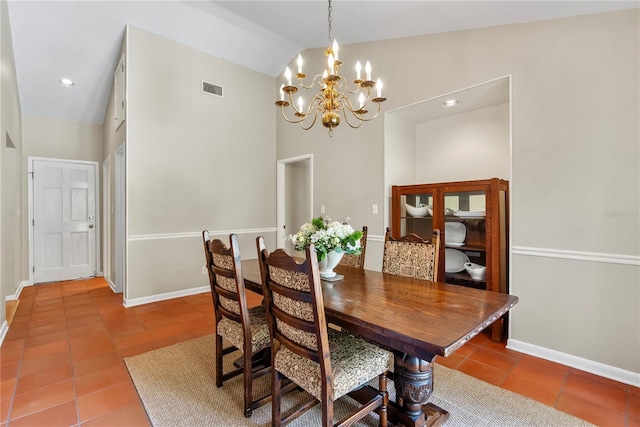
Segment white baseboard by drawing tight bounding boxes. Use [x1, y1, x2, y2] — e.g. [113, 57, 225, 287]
[106, 277, 119, 294]
[123, 286, 210, 307]
[507, 339, 640, 387]
[0, 320, 9, 346]
[5, 280, 33, 301]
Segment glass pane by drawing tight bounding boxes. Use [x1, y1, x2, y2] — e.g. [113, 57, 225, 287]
[400, 193, 434, 241]
[444, 190, 485, 213]
[443, 190, 487, 287]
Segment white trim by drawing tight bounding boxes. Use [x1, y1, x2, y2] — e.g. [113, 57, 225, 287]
[124, 286, 210, 308]
[5, 281, 33, 301]
[507, 339, 640, 388]
[103, 155, 111, 285]
[367, 234, 384, 243]
[106, 277, 118, 294]
[115, 143, 126, 295]
[128, 227, 277, 242]
[0, 321, 8, 346]
[512, 246, 639, 266]
[506, 75, 515, 340]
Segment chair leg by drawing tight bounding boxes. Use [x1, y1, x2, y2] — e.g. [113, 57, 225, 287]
[322, 394, 334, 427]
[215, 333, 223, 388]
[272, 369, 282, 427]
[378, 372, 388, 427]
[243, 350, 253, 418]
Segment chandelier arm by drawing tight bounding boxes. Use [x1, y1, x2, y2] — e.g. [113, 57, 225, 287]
[333, 97, 362, 129]
[341, 109, 364, 129]
[287, 91, 323, 117]
[299, 111, 319, 130]
[336, 92, 363, 114]
[335, 92, 383, 121]
[353, 102, 383, 122]
[336, 91, 370, 116]
[297, 74, 326, 90]
[279, 104, 309, 125]
[342, 79, 367, 94]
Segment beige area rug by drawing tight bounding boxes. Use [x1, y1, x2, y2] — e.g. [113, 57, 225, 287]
[124, 335, 594, 427]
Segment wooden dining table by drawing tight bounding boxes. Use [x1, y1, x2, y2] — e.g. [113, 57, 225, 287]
[241, 260, 518, 427]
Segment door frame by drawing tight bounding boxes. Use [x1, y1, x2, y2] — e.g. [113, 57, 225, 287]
[276, 154, 313, 249]
[28, 156, 100, 284]
[102, 155, 111, 284]
[114, 144, 125, 294]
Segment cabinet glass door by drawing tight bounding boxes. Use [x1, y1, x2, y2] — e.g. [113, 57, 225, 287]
[400, 193, 434, 240]
[443, 190, 487, 289]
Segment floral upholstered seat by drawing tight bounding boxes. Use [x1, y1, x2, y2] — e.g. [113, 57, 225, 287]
[275, 328, 390, 401]
[257, 237, 392, 427]
[217, 306, 270, 354]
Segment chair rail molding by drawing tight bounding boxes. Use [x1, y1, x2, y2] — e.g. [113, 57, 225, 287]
[128, 227, 277, 241]
[512, 246, 640, 266]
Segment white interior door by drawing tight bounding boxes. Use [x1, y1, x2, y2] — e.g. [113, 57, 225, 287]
[33, 159, 97, 283]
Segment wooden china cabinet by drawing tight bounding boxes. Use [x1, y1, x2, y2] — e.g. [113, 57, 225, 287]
[391, 178, 509, 341]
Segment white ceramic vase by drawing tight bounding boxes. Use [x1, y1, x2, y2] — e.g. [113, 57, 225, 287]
[318, 250, 344, 278]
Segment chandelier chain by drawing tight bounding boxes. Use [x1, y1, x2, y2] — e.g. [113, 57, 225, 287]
[327, 0, 333, 43]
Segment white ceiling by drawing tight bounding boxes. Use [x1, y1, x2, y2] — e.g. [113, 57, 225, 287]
[6, 1, 638, 125]
[390, 77, 510, 123]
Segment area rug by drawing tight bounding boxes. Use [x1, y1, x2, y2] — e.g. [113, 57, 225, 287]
[124, 335, 594, 427]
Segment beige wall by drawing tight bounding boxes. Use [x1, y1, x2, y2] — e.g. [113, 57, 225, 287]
[124, 27, 277, 302]
[20, 115, 105, 280]
[415, 102, 510, 183]
[22, 116, 104, 162]
[0, 0, 23, 329]
[275, 10, 640, 376]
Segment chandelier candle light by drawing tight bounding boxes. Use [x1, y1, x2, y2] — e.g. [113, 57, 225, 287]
[275, 0, 387, 137]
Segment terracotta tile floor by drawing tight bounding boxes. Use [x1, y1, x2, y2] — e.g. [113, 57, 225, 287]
[1, 278, 637, 426]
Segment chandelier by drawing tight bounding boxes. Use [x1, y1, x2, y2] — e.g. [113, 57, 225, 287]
[275, 0, 386, 137]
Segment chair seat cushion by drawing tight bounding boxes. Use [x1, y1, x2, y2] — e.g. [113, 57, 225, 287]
[274, 329, 392, 401]
[217, 305, 270, 354]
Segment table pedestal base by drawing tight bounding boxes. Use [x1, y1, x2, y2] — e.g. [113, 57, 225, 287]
[348, 352, 449, 427]
[393, 352, 448, 427]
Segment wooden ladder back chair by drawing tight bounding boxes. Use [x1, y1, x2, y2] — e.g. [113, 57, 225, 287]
[382, 228, 441, 282]
[202, 231, 271, 418]
[338, 225, 368, 270]
[256, 237, 392, 427]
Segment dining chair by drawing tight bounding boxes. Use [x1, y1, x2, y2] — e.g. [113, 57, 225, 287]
[256, 237, 392, 427]
[338, 225, 368, 270]
[382, 227, 441, 281]
[202, 231, 272, 418]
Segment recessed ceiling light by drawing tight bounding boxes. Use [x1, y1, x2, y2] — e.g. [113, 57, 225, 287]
[59, 78, 75, 87]
[442, 99, 460, 108]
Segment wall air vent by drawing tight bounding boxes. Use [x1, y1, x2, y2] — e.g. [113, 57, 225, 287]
[202, 81, 223, 98]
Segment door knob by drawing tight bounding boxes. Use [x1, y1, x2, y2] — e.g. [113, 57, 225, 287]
[89, 224, 94, 228]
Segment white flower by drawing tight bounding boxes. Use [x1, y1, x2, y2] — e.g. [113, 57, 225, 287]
[286, 216, 363, 261]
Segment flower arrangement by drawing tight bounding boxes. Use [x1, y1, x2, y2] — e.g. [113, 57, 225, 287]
[287, 216, 363, 261]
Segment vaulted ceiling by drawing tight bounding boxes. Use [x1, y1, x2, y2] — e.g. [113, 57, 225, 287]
[7, 1, 638, 124]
